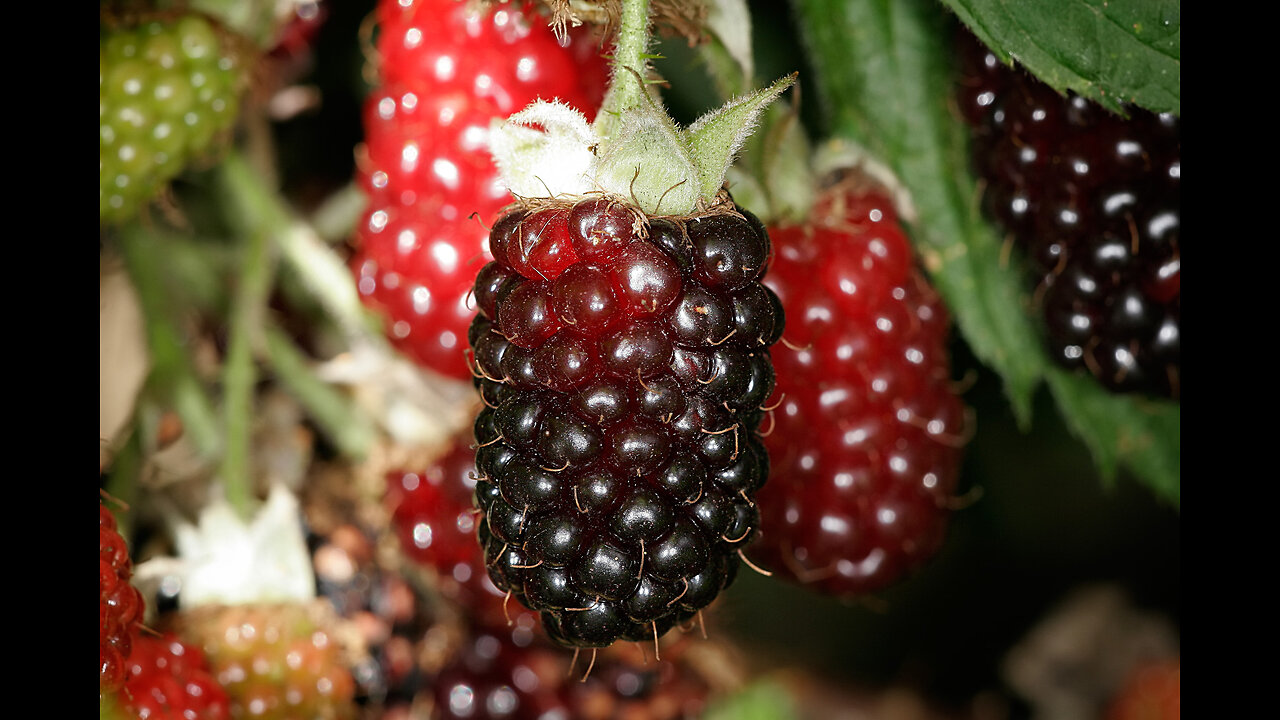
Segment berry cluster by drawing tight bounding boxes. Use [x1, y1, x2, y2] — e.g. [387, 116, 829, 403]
[351, 0, 607, 380]
[750, 186, 968, 596]
[101, 502, 147, 693]
[956, 32, 1181, 398]
[468, 196, 782, 649]
[120, 631, 231, 720]
[100, 13, 243, 224]
[307, 510, 446, 710]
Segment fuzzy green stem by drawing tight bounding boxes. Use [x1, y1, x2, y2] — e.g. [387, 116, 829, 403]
[263, 325, 376, 459]
[116, 225, 222, 460]
[217, 152, 280, 518]
[698, 38, 750, 102]
[594, 0, 652, 144]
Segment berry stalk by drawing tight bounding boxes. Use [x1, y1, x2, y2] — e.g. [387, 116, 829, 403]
[279, 187, 377, 344]
[594, 0, 651, 145]
[263, 326, 376, 460]
[217, 151, 281, 517]
[116, 225, 222, 461]
[216, 152, 379, 464]
[489, 1, 794, 214]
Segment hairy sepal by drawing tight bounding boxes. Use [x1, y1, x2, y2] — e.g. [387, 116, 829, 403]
[489, 100, 598, 199]
[687, 73, 798, 201]
[593, 100, 701, 214]
[489, 79, 797, 215]
[172, 484, 316, 606]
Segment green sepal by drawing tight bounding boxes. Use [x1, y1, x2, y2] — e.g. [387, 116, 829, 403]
[594, 96, 701, 214]
[687, 73, 799, 201]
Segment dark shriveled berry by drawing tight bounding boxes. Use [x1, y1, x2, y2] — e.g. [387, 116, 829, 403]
[470, 198, 781, 648]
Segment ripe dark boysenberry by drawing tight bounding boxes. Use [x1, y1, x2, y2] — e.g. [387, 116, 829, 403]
[750, 186, 969, 597]
[468, 195, 781, 649]
[956, 31, 1181, 398]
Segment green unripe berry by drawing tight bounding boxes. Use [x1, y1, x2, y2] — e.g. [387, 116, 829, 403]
[99, 12, 244, 224]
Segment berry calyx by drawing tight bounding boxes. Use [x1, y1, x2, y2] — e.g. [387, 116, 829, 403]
[161, 485, 358, 719]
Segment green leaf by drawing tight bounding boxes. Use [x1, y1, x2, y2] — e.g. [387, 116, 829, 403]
[938, 0, 1180, 115]
[117, 224, 223, 461]
[1046, 369, 1180, 508]
[793, 0, 1045, 423]
[702, 682, 798, 720]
